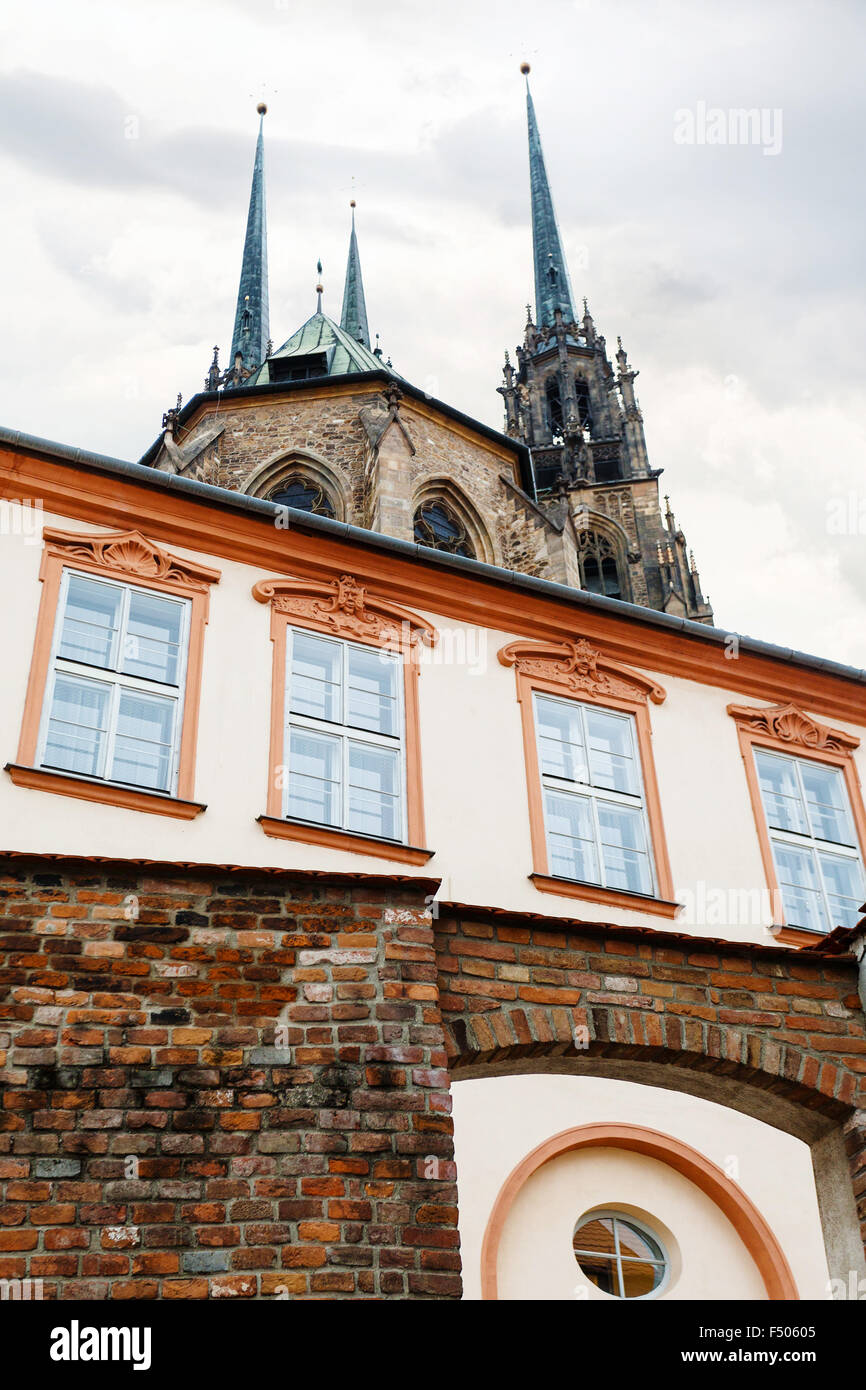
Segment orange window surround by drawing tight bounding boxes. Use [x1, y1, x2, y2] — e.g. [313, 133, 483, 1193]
[498, 636, 676, 917]
[728, 701, 866, 945]
[252, 572, 437, 865]
[9, 528, 220, 818]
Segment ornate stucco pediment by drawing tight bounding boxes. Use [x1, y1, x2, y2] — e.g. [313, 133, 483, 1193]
[43, 528, 220, 592]
[727, 702, 859, 753]
[252, 572, 437, 650]
[497, 636, 666, 705]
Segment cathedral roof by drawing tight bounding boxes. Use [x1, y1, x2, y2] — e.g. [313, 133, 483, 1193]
[249, 309, 384, 384]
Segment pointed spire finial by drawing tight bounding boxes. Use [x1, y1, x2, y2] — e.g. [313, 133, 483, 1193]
[340, 201, 370, 348]
[228, 108, 270, 382]
[524, 77, 576, 327]
[316, 259, 324, 314]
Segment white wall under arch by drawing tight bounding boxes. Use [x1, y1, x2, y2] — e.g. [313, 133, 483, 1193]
[451, 1072, 830, 1300]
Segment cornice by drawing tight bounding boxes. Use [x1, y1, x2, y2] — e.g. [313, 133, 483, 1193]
[498, 637, 667, 705]
[727, 701, 860, 753]
[42, 527, 221, 592]
[252, 572, 438, 650]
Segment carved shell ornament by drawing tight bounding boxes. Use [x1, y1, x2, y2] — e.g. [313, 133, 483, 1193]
[498, 636, 666, 705]
[43, 528, 220, 591]
[727, 702, 859, 753]
[252, 573, 438, 652]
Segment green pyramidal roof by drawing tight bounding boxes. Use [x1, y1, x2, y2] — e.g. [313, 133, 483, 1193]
[249, 311, 385, 385]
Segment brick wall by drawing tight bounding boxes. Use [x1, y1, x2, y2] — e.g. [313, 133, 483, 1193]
[3, 857, 864, 1297]
[0, 858, 459, 1300]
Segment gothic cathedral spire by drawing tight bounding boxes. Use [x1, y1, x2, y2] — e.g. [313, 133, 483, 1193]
[229, 104, 270, 378]
[340, 201, 370, 348]
[524, 68, 576, 327]
[500, 66, 714, 625]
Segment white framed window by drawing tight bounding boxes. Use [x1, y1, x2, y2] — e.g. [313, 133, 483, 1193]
[283, 628, 406, 842]
[573, 1210, 669, 1299]
[533, 692, 655, 896]
[36, 569, 190, 796]
[755, 749, 865, 932]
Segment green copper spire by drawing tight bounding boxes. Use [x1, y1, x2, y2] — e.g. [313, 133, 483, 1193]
[340, 201, 370, 348]
[229, 105, 270, 377]
[524, 68, 576, 327]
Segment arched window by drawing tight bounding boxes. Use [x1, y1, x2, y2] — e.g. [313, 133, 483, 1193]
[545, 376, 563, 436]
[268, 474, 335, 518]
[413, 501, 474, 557]
[574, 376, 594, 432]
[577, 528, 624, 599]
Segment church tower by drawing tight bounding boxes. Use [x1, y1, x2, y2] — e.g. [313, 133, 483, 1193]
[499, 66, 713, 622]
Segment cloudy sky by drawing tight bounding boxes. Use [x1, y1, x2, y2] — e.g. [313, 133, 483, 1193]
[2, 0, 865, 667]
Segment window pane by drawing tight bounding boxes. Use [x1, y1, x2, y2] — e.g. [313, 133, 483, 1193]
[818, 851, 865, 930]
[756, 752, 808, 834]
[585, 708, 637, 794]
[287, 728, 341, 825]
[43, 675, 110, 777]
[290, 633, 342, 722]
[536, 697, 587, 782]
[59, 575, 121, 669]
[347, 647, 399, 735]
[544, 791, 599, 883]
[573, 1218, 617, 1257]
[620, 1261, 664, 1297]
[800, 763, 854, 845]
[773, 841, 826, 934]
[123, 590, 184, 685]
[597, 801, 652, 894]
[110, 689, 175, 791]
[617, 1222, 664, 1263]
[348, 743, 401, 840]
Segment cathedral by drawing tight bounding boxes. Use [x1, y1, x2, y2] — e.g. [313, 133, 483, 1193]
[0, 72, 864, 1305]
[144, 74, 712, 624]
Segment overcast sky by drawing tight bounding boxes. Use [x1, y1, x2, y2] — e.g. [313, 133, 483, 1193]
[2, 0, 865, 668]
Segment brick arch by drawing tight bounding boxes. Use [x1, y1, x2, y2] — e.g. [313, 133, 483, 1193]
[435, 906, 866, 1288]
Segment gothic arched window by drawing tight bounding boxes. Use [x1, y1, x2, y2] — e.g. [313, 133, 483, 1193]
[413, 501, 474, 558]
[268, 474, 336, 518]
[577, 529, 624, 599]
[546, 376, 564, 436]
[574, 376, 594, 432]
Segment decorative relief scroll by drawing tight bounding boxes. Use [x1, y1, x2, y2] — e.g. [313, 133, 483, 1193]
[252, 573, 438, 650]
[726, 702, 859, 753]
[498, 636, 666, 705]
[43, 528, 221, 592]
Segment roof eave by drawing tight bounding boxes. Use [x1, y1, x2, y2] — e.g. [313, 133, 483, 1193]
[1, 421, 864, 692]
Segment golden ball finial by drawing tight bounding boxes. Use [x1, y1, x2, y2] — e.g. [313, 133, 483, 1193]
[520, 62, 531, 75]
[257, 102, 267, 115]
[350, 199, 356, 208]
